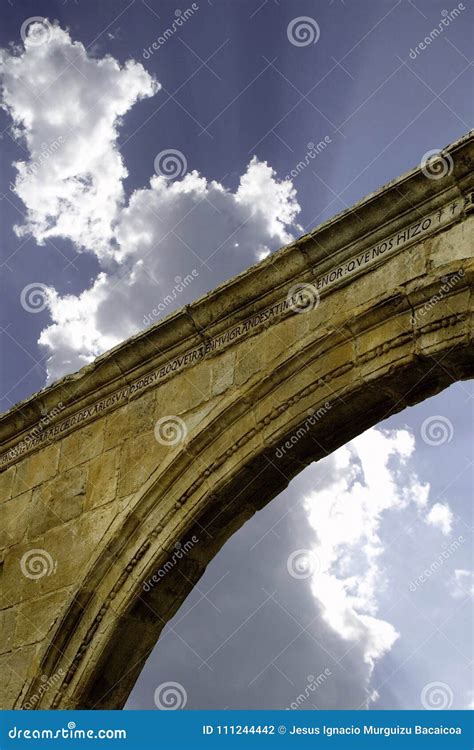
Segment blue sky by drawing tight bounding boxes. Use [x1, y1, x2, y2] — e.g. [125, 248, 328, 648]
[0, 0, 472, 711]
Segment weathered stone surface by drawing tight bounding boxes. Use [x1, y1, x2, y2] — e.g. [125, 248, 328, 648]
[85, 448, 119, 510]
[28, 466, 87, 538]
[0, 643, 40, 709]
[0, 491, 32, 549]
[0, 607, 16, 655]
[11, 444, 60, 497]
[235, 338, 262, 386]
[14, 588, 72, 647]
[59, 421, 104, 472]
[211, 350, 236, 396]
[0, 132, 472, 710]
[103, 392, 156, 452]
[0, 466, 15, 503]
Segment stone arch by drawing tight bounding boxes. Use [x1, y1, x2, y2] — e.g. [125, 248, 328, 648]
[1, 132, 473, 709]
[19, 264, 474, 709]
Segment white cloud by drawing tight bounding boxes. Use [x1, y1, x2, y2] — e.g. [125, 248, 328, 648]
[1, 23, 300, 382]
[426, 502, 453, 535]
[1, 23, 158, 258]
[451, 569, 474, 599]
[303, 428, 432, 695]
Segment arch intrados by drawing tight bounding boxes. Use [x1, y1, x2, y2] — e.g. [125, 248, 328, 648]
[20, 268, 473, 709]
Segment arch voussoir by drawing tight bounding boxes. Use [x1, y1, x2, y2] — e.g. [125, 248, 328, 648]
[1, 133, 473, 710]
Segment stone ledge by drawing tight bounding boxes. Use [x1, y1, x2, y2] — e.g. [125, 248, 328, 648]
[1, 131, 473, 461]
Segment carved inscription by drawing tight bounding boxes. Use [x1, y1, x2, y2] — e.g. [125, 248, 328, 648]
[0, 198, 465, 469]
[314, 200, 463, 292]
[0, 299, 294, 467]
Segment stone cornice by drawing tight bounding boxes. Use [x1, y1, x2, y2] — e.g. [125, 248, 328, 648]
[1, 130, 473, 465]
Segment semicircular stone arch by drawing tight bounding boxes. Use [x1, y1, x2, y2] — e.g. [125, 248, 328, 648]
[1, 132, 473, 709]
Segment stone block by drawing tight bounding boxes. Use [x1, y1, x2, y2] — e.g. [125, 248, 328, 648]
[0, 643, 40, 708]
[0, 466, 16, 504]
[59, 420, 104, 472]
[86, 448, 119, 510]
[11, 444, 60, 497]
[155, 362, 212, 417]
[0, 491, 32, 550]
[14, 588, 70, 647]
[430, 215, 474, 266]
[103, 392, 156, 452]
[28, 466, 87, 539]
[39, 505, 117, 596]
[234, 338, 262, 386]
[0, 607, 16, 655]
[117, 430, 172, 497]
[211, 351, 236, 396]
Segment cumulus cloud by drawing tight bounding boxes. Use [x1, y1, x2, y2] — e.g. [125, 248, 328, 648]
[425, 502, 453, 535]
[303, 428, 431, 687]
[0, 22, 158, 258]
[1, 22, 300, 381]
[451, 569, 474, 599]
